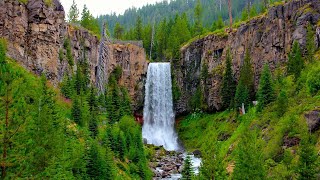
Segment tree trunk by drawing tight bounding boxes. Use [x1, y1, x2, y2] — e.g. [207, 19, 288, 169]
[227, 0, 233, 31]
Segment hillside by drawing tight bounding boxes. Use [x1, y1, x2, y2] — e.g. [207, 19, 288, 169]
[178, 57, 320, 178]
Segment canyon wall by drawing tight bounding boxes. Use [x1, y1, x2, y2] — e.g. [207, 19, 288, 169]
[175, 0, 320, 115]
[0, 0, 148, 110]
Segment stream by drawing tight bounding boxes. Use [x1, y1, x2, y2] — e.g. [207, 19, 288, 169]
[148, 146, 202, 179]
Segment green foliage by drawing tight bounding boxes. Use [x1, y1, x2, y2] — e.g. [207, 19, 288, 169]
[306, 23, 315, 63]
[297, 134, 319, 180]
[256, 64, 275, 112]
[234, 80, 250, 110]
[211, 16, 224, 31]
[233, 129, 266, 180]
[287, 41, 304, 80]
[221, 48, 236, 110]
[71, 96, 81, 124]
[114, 22, 124, 40]
[68, 0, 79, 23]
[190, 85, 205, 112]
[234, 48, 255, 109]
[135, 16, 143, 40]
[80, 5, 101, 36]
[182, 155, 194, 180]
[60, 74, 74, 99]
[194, 0, 203, 37]
[241, 48, 255, 100]
[275, 90, 288, 117]
[63, 38, 74, 67]
[306, 70, 320, 96]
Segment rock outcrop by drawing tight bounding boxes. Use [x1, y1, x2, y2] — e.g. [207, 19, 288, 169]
[175, 0, 320, 115]
[0, 0, 148, 110]
[305, 110, 320, 132]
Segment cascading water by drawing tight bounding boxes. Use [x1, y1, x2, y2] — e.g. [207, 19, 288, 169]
[142, 62, 180, 151]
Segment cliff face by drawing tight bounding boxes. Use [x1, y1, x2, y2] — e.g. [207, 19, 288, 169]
[0, 0, 148, 110]
[175, 0, 320, 115]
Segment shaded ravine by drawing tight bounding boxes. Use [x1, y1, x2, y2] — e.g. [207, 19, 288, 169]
[142, 63, 201, 179]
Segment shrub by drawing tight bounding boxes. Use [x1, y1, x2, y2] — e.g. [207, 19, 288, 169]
[306, 67, 320, 96]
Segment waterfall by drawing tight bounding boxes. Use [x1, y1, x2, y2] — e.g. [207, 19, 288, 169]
[142, 63, 180, 151]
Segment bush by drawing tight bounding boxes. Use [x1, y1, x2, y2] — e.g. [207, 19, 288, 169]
[306, 67, 320, 96]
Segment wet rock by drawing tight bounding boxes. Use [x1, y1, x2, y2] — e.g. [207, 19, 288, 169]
[193, 150, 202, 158]
[304, 110, 320, 132]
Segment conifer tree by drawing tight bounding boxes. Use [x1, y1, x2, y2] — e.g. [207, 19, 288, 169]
[275, 90, 288, 117]
[233, 130, 266, 179]
[68, 0, 79, 23]
[234, 80, 250, 110]
[194, 0, 203, 37]
[287, 41, 304, 80]
[221, 49, 236, 110]
[297, 134, 318, 180]
[306, 23, 315, 63]
[135, 16, 143, 40]
[71, 97, 81, 124]
[182, 155, 194, 180]
[240, 48, 255, 100]
[114, 22, 124, 40]
[256, 64, 275, 112]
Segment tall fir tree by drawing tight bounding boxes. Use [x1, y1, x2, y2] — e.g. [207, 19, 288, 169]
[221, 48, 236, 110]
[135, 16, 143, 40]
[68, 0, 79, 23]
[182, 155, 194, 180]
[194, 0, 203, 37]
[233, 129, 266, 180]
[297, 134, 318, 180]
[306, 23, 315, 63]
[71, 96, 81, 124]
[256, 64, 275, 112]
[287, 41, 304, 80]
[240, 48, 255, 100]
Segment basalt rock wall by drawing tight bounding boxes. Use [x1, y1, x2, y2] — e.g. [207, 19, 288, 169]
[0, 0, 148, 111]
[175, 0, 320, 115]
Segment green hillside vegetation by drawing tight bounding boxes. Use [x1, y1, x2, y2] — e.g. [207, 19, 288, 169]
[178, 49, 320, 179]
[0, 39, 151, 179]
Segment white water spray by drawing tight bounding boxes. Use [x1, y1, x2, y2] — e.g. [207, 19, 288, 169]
[142, 63, 180, 151]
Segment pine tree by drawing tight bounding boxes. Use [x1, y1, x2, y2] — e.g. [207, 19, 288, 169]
[256, 64, 275, 112]
[182, 155, 194, 180]
[194, 0, 203, 37]
[71, 97, 81, 124]
[287, 41, 304, 80]
[68, 0, 79, 23]
[234, 80, 250, 110]
[114, 22, 124, 40]
[297, 134, 318, 180]
[275, 90, 288, 117]
[240, 48, 255, 100]
[306, 23, 315, 63]
[233, 130, 266, 179]
[221, 48, 236, 110]
[135, 16, 143, 40]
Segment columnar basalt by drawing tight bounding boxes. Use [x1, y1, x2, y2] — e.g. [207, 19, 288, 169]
[175, 0, 320, 115]
[0, 0, 148, 111]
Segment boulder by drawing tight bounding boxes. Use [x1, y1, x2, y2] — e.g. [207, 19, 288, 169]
[304, 110, 320, 132]
[193, 149, 202, 158]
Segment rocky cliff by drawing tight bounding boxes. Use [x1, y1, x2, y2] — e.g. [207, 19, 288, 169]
[175, 0, 320, 115]
[0, 0, 148, 110]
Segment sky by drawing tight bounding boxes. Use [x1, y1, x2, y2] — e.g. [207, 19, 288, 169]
[60, 0, 164, 17]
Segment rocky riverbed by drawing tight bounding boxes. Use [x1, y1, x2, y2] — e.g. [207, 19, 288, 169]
[147, 145, 201, 179]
